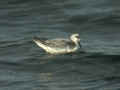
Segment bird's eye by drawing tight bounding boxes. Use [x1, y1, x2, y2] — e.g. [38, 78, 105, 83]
[76, 36, 80, 38]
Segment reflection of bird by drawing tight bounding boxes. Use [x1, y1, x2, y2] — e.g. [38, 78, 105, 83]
[33, 33, 82, 54]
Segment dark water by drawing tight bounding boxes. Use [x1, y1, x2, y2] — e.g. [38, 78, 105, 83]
[0, 0, 120, 90]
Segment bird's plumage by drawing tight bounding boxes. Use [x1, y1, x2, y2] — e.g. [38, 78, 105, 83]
[33, 34, 81, 54]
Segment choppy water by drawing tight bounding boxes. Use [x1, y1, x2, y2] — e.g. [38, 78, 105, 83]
[0, 0, 120, 90]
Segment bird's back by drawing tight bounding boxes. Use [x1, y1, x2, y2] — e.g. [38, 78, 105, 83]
[33, 37, 78, 54]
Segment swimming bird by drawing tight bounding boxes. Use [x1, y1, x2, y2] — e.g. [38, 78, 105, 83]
[33, 33, 82, 54]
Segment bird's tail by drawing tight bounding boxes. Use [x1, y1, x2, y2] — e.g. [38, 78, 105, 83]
[33, 37, 48, 50]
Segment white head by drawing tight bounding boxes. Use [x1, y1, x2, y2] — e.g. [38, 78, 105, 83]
[70, 33, 80, 42]
[70, 33, 81, 48]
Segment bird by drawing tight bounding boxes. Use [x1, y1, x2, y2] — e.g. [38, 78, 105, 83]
[33, 33, 82, 54]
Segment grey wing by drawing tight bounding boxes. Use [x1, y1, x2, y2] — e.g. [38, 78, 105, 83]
[33, 37, 65, 47]
[45, 39, 75, 48]
[45, 39, 66, 47]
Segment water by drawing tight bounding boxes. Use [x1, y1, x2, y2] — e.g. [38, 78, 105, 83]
[0, 0, 120, 90]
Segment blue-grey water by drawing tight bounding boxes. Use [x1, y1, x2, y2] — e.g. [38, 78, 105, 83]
[0, 0, 120, 90]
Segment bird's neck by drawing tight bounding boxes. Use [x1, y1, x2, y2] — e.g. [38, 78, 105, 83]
[75, 42, 80, 48]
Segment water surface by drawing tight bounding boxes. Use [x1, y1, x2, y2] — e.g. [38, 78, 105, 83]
[0, 0, 120, 90]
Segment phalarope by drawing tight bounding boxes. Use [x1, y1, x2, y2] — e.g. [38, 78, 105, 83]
[33, 33, 82, 54]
